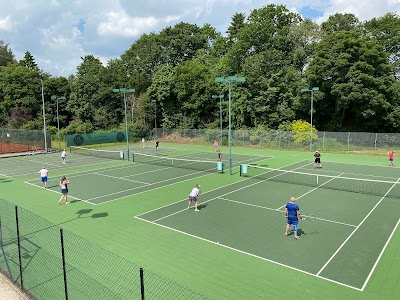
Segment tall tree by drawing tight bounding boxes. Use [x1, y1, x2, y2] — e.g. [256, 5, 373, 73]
[0, 40, 15, 66]
[306, 31, 395, 131]
[19, 51, 38, 70]
[321, 13, 360, 33]
[363, 13, 400, 78]
[67, 55, 112, 129]
[227, 13, 246, 45]
[0, 63, 43, 126]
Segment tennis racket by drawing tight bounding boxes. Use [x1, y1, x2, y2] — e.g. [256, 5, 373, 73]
[301, 214, 317, 221]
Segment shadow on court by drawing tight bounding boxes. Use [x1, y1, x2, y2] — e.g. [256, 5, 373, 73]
[286, 228, 320, 238]
[197, 203, 209, 210]
[0, 178, 12, 183]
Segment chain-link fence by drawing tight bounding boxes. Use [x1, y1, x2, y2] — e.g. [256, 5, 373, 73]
[0, 198, 211, 300]
[155, 128, 400, 152]
[0, 128, 51, 154]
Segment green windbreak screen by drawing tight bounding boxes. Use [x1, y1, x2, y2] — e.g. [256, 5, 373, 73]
[66, 132, 127, 147]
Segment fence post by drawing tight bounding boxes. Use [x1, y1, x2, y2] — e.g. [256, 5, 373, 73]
[60, 229, 68, 300]
[0, 217, 13, 282]
[375, 133, 378, 150]
[15, 206, 23, 290]
[323, 132, 325, 151]
[347, 132, 351, 153]
[140, 267, 145, 300]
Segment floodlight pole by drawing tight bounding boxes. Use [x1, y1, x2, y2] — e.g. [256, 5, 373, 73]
[52, 95, 66, 151]
[215, 76, 246, 175]
[212, 95, 224, 144]
[301, 87, 319, 151]
[113, 88, 135, 161]
[152, 100, 157, 138]
[41, 79, 47, 153]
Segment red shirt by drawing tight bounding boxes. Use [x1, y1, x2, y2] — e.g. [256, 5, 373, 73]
[389, 152, 394, 159]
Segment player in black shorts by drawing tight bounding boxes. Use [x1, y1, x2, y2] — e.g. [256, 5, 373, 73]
[314, 150, 322, 169]
[217, 150, 222, 162]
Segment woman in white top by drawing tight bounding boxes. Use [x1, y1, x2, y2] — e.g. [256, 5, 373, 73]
[188, 184, 201, 212]
[58, 176, 70, 205]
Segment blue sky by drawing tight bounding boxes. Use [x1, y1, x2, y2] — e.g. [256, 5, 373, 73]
[0, 0, 399, 77]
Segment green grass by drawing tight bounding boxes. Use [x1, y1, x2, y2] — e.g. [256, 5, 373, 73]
[1, 143, 400, 299]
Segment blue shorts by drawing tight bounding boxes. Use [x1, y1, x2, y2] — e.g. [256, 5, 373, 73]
[41, 176, 48, 183]
[61, 188, 68, 194]
[287, 218, 298, 225]
[189, 196, 197, 202]
[390, 158, 394, 162]
[287, 218, 299, 231]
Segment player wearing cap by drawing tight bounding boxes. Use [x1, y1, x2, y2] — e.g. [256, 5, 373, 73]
[188, 184, 201, 212]
[284, 197, 303, 240]
[314, 150, 322, 169]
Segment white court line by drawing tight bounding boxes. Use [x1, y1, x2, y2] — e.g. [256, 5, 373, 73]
[92, 156, 266, 204]
[24, 181, 86, 202]
[276, 172, 344, 210]
[361, 217, 400, 291]
[323, 160, 395, 169]
[93, 172, 150, 185]
[218, 197, 357, 228]
[7, 159, 125, 177]
[151, 162, 313, 223]
[136, 160, 311, 219]
[87, 169, 216, 203]
[316, 178, 400, 276]
[296, 165, 399, 181]
[135, 215, 362, 291]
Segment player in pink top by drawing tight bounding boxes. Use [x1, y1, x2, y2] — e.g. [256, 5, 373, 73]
[213, 140, 219, 152]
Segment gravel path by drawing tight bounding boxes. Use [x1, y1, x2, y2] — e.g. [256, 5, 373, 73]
[0, 273, 30, 300]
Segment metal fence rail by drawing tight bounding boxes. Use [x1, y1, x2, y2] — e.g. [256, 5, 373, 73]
[0, 128, 51, 154]
[155, 128, 400, 152]
[0, 198, 211, 300]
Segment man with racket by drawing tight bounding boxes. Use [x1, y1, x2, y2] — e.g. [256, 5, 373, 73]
[284, 197, 303, 240]
[314, 150, 322, 169]
[188, 184, 201, 212]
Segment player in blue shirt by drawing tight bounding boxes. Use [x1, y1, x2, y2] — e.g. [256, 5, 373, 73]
[284, 197, 303, 240]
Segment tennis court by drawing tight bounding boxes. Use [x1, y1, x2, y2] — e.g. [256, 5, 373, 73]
[16, 147, 268, 205]
[136, 160, 400, 290]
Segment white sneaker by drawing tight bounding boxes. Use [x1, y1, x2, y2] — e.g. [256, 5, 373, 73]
[195, 209, 199, 212]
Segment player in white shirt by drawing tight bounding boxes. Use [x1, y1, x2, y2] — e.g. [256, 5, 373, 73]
[141, 137, 145, 148]
[38, 167, 48, 188]
[188, 184, 201, 212]
[61, 149, 67, 164]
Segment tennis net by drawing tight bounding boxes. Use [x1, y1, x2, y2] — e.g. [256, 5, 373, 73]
[70, 146, 125, 160]
[240, 164, 400, 199]
[132, 153, 223, 173]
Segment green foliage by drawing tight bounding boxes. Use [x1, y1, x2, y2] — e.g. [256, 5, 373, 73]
[21, 119, 43, 130]
[60, 120, 94, 137]
[291, 120, 318, 144]
[128, 122, 150, 140]
[1, 6, 400, 135]
[0, 40, 15, 66]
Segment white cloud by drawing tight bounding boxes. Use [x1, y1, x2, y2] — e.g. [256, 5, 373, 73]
[0, 0, 399, 77]
[97, 10, 162, 38]
[0, 16, 12, 31]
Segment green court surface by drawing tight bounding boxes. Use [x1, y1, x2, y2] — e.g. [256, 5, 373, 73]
[1, 143, 400, 299]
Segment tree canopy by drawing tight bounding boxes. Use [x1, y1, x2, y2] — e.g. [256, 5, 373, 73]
[1, 5, 399, 136]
